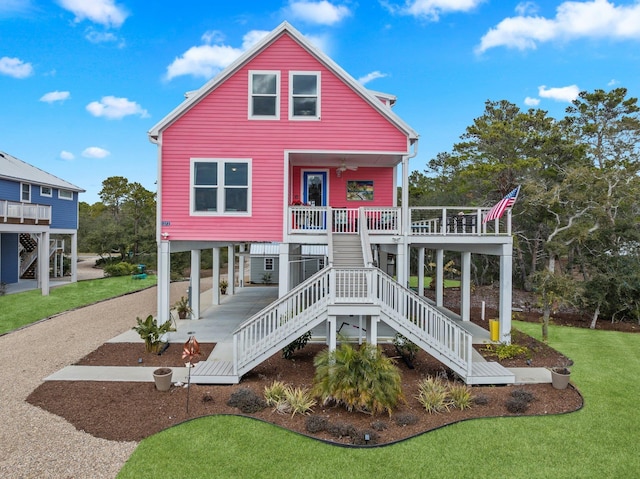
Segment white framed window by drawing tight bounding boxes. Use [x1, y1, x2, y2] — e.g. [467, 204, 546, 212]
[40, 186, 52, 197]
[249, 71, 280, 119]
[289, 71, 320, 120]
[21, 183, 30, 202]
[318, 257, 325, 270]
[191, 159, 251, 215]
[264, 257, 274, 271]
[58, 189, 73, 200]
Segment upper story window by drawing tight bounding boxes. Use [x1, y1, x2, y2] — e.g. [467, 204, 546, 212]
[249, 71, 280, 119]
[58, 189, 73, 200]
[191, 159, 251, 215]
[40, 186, 52, 197]
[21, 183, 30, 202]
[290, 71, 320, 120]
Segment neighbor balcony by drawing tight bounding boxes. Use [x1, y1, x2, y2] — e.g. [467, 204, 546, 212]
[0, 200, 51, 225]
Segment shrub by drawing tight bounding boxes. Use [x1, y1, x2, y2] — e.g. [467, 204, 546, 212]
[473, 394, 490, 406]
[394, 412, 418, 426]
[282, 331, 312, 359]
[227, 388, 266, 413]
[305, 416, 328, 434]
[326, 421, 357, 439]
[283, 386, 316, 417]
[483, 342, 531, 361]
[416, 376, 451, 414]
[448, 382, 474, 410]
[505, 396, 530, 414]
[312, 342, 404, 416]
[371, 420, 388, 431]
[264, 381, 288, 407]
[393, 333, 419, 361]
[132, 315, 175, 353]
[511, 388, 535, 403]
[104, 262, 137, 277]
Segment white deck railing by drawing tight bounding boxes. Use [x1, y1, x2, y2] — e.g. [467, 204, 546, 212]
[288, 206, 511, 236]
[233, 266, 473, 379]
[0, 200, 51, 224]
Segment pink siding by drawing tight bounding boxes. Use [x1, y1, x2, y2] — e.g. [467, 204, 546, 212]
[160, 33, 409, 242]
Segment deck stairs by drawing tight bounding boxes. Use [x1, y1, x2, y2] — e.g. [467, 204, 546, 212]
[191, 232, 514, 385]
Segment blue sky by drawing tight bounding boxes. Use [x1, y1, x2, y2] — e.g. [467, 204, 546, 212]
[1, 0, 639, 204]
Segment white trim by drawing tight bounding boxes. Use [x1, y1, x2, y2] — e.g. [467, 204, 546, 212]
[40, 186, 52, 197]
[289, 71, 320, 120]
[190, 158, 252, 216]
[20, 183, 31, 203]
[58, 189, 73, 201]
[248, 70, 280, 120]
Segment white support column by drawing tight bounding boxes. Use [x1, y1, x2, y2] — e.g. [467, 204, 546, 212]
[157, 240, 171, 325]
[212, 247, 220, 305]
[499, 245, 513, 343]
[38, 231, 50, 296]
[396, 242, 407, 289]
[238, 243, 245, 288]
[365, 315, 379, 346]
[435, 249, 444, 307]
[190, 249, 201, 319]
[278, 243, 290, 298]
[418, 247, 425, 296]
[328, 315, 337, 352]
[227, 245, 235, 296]
[70, 233, 78, 283]
[460, 251, 471, 322]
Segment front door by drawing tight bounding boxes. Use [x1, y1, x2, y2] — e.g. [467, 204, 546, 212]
[303, 171, 327, 206]
[303, 171, 327, 229]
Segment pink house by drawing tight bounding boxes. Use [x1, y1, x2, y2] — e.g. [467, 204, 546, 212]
[149, 22, 515, 385]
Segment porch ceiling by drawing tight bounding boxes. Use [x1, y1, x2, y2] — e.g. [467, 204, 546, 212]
[288, 151, 404, 168]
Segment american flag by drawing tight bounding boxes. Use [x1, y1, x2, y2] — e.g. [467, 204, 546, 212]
[483, 185, 520, 223]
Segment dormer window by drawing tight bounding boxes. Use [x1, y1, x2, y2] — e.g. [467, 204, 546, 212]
[290, 71, 320, 120]
[249, 71, 280, 119]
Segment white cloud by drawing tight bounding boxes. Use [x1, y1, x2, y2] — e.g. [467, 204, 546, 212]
[515, 1, 538, 17]
[607, 78, 619, 86]
[58, 0, 128, 28]
[538, 84, 580, 102]
[165, 30, 270, 81]
[286, 1, 351, 25]
[391, 0, 485, 21]
[85, 29, 119, 44]
[40, 90, 70, 103]
[477, 0, 640, 53]
[60, 150, 75, 160]
[82, 146, 110, 158]
[358, 71, 387, 85]
[86, 96, 149, 119]
[0, 56, 33, 78]
[524, 96, 540, 106]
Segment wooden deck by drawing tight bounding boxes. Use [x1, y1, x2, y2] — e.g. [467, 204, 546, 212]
[190, 360, 239, 384]
[467, 361, 515, 385]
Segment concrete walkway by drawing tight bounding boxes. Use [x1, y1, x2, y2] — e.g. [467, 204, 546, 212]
[46, 285, 552, 385]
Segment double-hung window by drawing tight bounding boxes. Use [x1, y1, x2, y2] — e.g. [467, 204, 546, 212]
[290, 71, 320, 119]
[264, 258, 274, 271]
[192, 159, 251, 215]
[249, 71, 279, 119]
[21, 183, 31, 202]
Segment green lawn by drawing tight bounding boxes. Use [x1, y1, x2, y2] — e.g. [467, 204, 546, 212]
[118, 322, 640, 478]
[408, 276, 460, 288]
[0, 275, 157, 334]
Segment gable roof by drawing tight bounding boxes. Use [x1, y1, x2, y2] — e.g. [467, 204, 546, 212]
[0, 151, 84, 192]
[148, 21, 418, 142]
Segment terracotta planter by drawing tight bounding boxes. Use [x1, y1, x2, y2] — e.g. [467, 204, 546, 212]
[550, 367, 571, 390]
[153, 367, 173, 391]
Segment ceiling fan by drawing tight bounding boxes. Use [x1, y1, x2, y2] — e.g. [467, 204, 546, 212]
[336, 161, 358, 173]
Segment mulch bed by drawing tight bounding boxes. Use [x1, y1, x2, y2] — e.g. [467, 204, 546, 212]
[27, 337, 583, 445]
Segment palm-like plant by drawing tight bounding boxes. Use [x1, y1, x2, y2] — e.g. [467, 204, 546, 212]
[312, 342, 404, 416]
[132, 315, 175, 353]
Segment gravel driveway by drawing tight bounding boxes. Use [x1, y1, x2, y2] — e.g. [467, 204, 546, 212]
[0, 279, 211, 479]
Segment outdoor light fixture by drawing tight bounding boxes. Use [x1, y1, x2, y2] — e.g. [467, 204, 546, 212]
[161, 232, 170, 239]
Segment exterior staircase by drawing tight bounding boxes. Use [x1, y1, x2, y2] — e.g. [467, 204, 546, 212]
[19, 233, 38, 279]
[192, 227, 513, 385]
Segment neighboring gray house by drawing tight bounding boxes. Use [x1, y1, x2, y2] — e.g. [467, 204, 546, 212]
[0, 150, 84, 295]
[250, 243, 327, 284]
